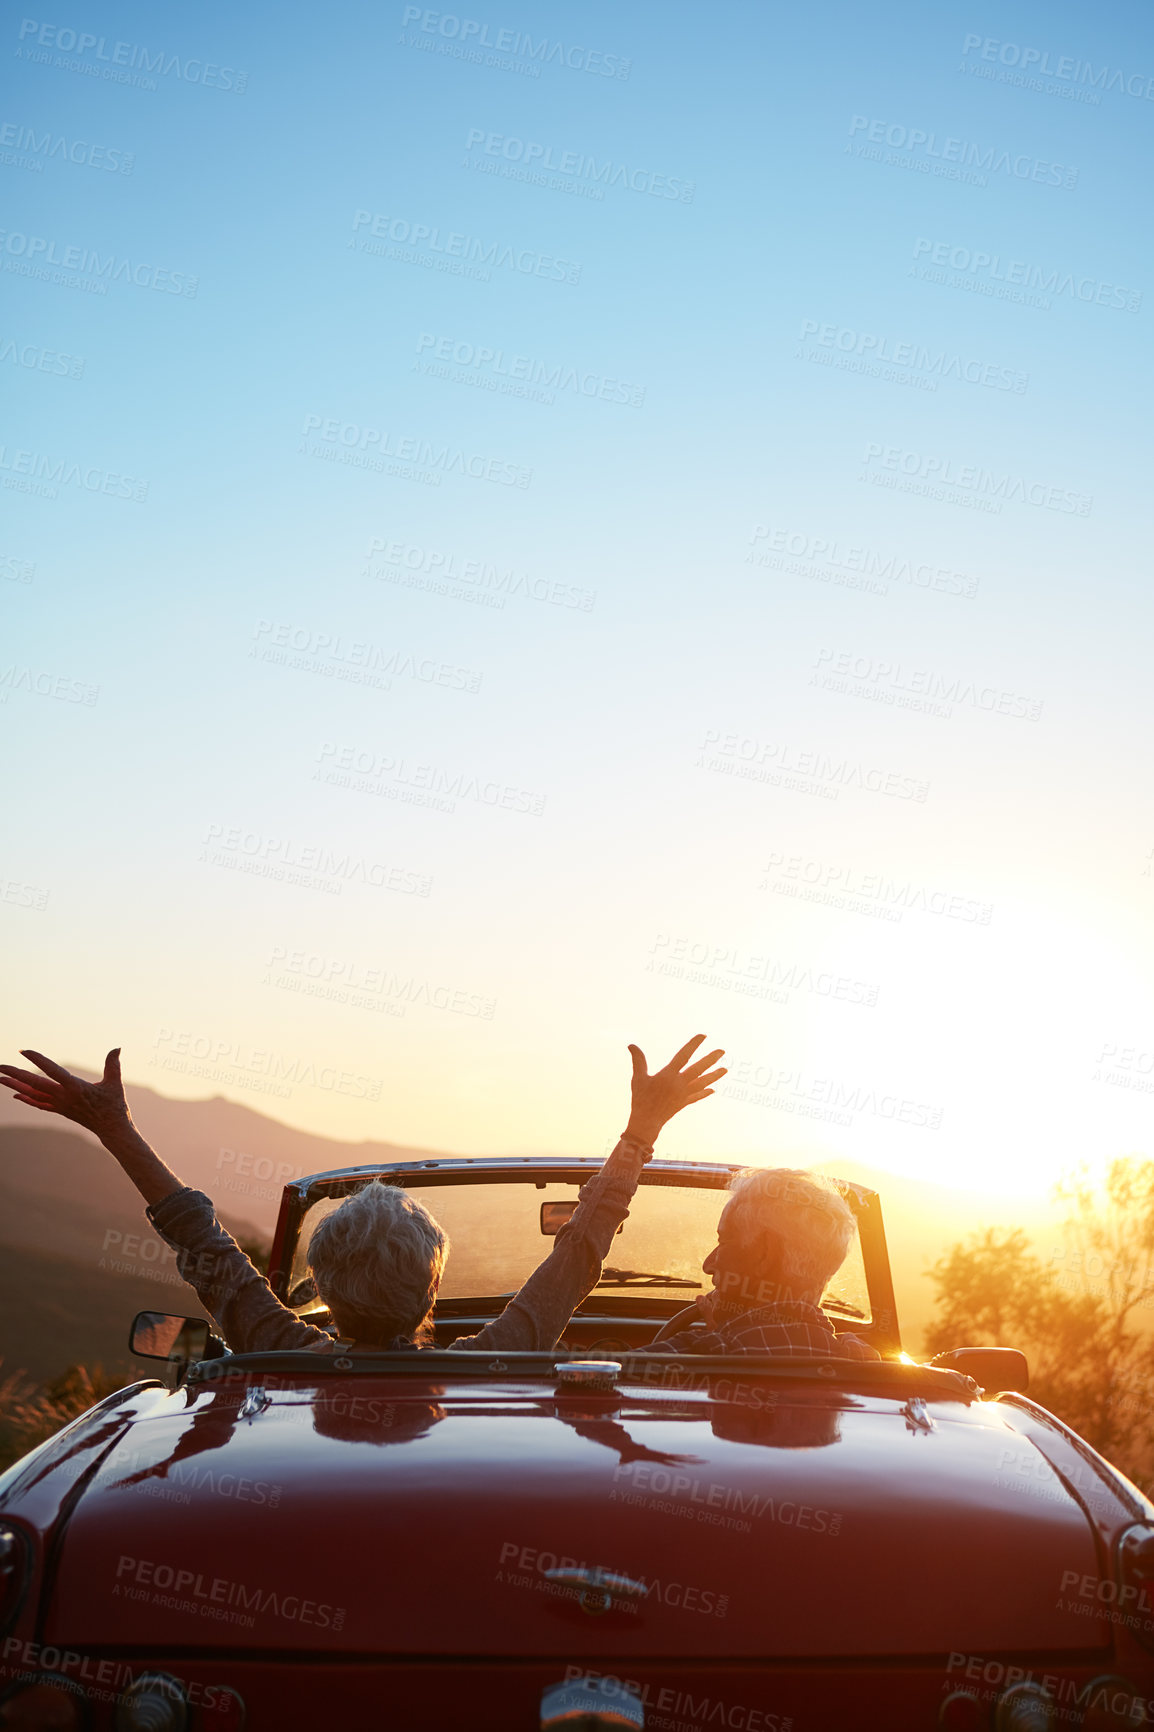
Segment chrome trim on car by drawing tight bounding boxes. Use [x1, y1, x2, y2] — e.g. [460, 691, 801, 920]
[994, 1679, 1054, 1728]
[543, 1565, 649, 1615]
[238, 1386, 271, 1420]
[555, 1360, 622, 1392]
[115, 1671, 189, 1730]
[541, 1674, 645, 1728]
[903, 1396, 935, 1434]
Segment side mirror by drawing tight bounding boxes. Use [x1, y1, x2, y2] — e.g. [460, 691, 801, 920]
[540, 1201, 577, 1236]
[130, 1311, 211, 1364]
[540, 1201, 623, 1238]
[931, 1347, 1029, 1393]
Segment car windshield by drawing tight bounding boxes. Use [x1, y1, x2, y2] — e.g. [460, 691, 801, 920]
[289, 1176, 872, 1323]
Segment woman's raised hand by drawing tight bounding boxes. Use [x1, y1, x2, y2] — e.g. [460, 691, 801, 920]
[0, 1048, 132, 1140]
[625, 1035, 726, 1145]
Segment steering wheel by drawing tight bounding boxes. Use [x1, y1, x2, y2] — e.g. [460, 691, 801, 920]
[648, 1303, 706, 1347]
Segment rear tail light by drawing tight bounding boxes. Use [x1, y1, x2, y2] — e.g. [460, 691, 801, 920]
[939, 1691, 986, 1729]
[1116, 1523, 1154, 1651]
[994, 1682, 1053, 1729]
[115, 1673, 187, 1730]
[1080, 1675, 1148, 1730]
[0, 1678, 83, 1730]
[0, 1525, 30, 1635]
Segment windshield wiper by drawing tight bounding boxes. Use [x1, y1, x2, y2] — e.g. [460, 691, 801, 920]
[598, 1267, 701, 1289]
[822, 1298, 866, 1319]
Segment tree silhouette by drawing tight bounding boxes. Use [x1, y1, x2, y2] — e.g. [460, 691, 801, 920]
[925, 1158, 1154, 1492]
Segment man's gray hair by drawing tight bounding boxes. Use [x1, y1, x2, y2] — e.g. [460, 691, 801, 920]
[725, 1168, 855, 1300]
[307, 1180, 448, 1344]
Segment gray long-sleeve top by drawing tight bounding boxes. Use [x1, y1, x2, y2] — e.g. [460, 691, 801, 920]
[145, 1132, 654, 1354]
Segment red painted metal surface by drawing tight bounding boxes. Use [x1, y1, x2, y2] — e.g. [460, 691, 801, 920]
[17, 1377, 1122, 1658]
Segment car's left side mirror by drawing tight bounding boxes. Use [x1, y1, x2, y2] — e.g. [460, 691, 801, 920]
[930, 1347, 1029, 1393]
[130, 1311, 211, 1364]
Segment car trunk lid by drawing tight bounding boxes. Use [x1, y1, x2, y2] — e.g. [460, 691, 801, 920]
[46, 1376, 1112, 1657]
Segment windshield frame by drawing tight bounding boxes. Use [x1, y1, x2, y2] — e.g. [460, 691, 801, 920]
[266, 1157, 901, 1356]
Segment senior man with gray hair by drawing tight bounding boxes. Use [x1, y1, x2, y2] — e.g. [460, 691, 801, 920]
[649, 1167, 879, 1359]
[0, 1036, 725, 1355]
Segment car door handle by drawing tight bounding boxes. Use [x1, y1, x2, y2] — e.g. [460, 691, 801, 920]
[543, 1566, 649, 1615]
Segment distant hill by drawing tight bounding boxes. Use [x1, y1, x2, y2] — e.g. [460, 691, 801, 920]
[0, 1078, 450, 1236]
[0, 1126, 268, 1261]
[0, 1240, 212, 1385]
[0, 1126, 242, 1384]
[0, 1083, 1062, 1380]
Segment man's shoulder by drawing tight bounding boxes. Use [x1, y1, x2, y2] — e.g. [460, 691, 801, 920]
[834, 1331, 881, 1361]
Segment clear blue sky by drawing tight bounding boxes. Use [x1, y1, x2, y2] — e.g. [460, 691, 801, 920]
[3, 0, 1152, 1193]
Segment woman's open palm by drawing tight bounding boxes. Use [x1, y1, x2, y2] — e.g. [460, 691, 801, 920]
[626, 1034, 726, 1142]
[0, 1047, 131, 1139]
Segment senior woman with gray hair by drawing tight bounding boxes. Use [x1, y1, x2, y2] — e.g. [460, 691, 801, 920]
[0, 1036, 725, 1354]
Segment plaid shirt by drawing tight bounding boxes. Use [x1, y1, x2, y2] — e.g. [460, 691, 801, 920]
[650, 1300, 880, 1359]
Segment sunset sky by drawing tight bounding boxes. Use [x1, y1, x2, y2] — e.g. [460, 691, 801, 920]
[3, 0, 1152, 1197]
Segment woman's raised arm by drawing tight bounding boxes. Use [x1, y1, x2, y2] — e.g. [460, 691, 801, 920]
[454, 1034, 727, 1352]
[0, 1046, 332, 1353]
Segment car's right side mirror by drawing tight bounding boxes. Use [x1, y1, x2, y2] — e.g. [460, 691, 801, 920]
[130, 1311, 211, 1364]
[930, 1347, 1029, 1392]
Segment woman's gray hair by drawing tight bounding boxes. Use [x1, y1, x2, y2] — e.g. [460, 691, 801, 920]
[724, 1168, 855, 1300]
[307, 1180, 448, 1345]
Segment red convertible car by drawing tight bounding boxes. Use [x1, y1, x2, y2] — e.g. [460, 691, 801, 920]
[1, 1156, 1153, 1729]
